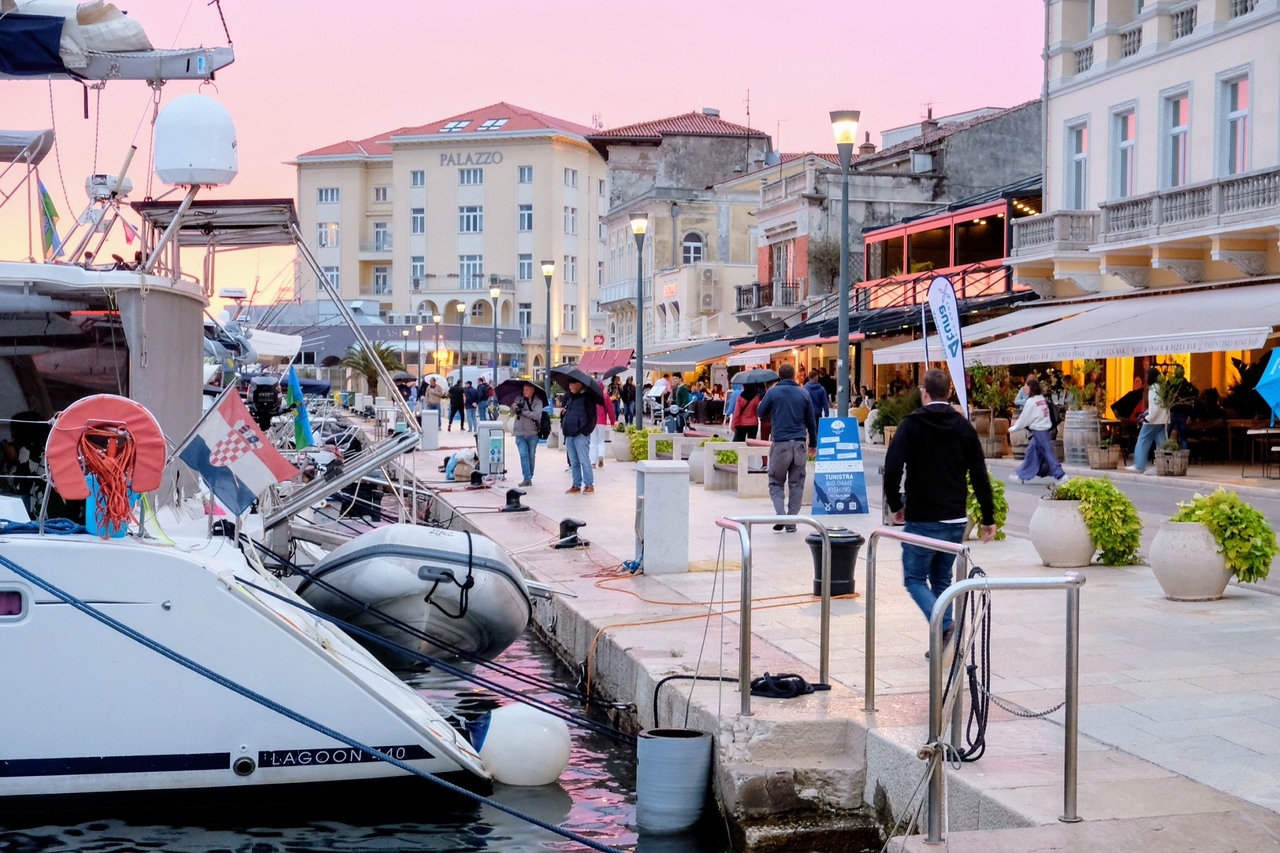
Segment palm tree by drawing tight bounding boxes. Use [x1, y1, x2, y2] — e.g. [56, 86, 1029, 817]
[339, 341, 401, 397]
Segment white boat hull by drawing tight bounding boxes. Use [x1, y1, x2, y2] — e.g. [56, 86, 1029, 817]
[297, 525, 532, 665]
[0, 533, 488, 807]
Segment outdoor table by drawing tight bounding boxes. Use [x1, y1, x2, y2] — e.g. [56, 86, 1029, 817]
[1228, 418, 1271, 464]
[1244, 427, 1280, 478]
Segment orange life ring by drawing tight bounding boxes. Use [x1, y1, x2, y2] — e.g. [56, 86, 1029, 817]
[45, 394, 167, 501]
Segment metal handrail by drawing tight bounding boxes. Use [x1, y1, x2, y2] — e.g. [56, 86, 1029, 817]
[714, 515, 831, 716]
[923, 573, 1085, 844]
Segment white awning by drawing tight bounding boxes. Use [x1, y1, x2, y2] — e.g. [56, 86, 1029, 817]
[727, 344, 790, 366]
[965, 284, 1280, 365]
[872, 303, 1101, 365]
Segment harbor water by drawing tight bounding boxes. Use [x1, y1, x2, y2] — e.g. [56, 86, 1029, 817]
[0, 633, 731, 853]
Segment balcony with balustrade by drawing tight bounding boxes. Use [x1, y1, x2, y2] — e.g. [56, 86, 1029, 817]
[1097, 164, 1280, 246]
[1010, 211, 1101, 261]
[598, 277, 652, 308]
[357, 238, 393, 261]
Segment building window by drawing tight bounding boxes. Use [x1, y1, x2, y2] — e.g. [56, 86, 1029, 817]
[459, 255, 484, 289]
[478, 118, 508, 131]
[518, 254, 533, 281]
[1114, 110, 1136, 198]
[518, 204, 533, 232]
[411, 208, 425, 234]
[562, 303, 577, 332]
[411, 256, 425, 289]
[440, 120, 470, 133]
[321, 265, 340, 288]
[373, 266, 390, 295]
[374, 222, 391, 251]
[410, 170, 425, 188]
[317, 222, 339, 248]
[598, 179, 605, 196]
[564, 255, 577, 284]
[1165, 94, 1189, 187]
[518, 165, 533, 183]
[519, 303, 533, 337]
[682, 232, 705, 265]
[1067, 124, 1088, 210]
[373, 186, 389, 203]
[459, 168, 483, 185]
[564, 168, 578, 187]
[564, 206, 577, 234]
[1223, 76, 1250, 175]
[317, 187, 339, 204]
[459, 206, 484, 233]
[471, 302, 486, 319]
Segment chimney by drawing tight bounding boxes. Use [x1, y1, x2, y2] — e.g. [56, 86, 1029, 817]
[921, 106, 939, 138]
[858, 130, 876, 158]
[701, 107, 720, 118]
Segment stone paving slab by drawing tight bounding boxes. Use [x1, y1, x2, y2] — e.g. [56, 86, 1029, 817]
[410, 426, 1280, 846]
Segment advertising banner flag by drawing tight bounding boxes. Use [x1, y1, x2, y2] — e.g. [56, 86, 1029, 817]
[927, 276, 968, 416]
[812, 417, 869, 516]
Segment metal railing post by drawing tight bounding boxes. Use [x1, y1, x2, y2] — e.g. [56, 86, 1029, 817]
[715, 515, 831, 717]
[924, 573, 1085, 845]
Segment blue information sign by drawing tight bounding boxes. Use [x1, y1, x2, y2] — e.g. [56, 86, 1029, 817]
[812, 417, 869, 515]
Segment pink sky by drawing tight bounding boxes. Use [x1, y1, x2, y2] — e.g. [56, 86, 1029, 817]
[2, 0, 1045, 300]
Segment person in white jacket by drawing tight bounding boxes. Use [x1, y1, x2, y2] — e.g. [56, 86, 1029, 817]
[1125, 366, 1169, 474]
[1008, 377, 1069, 485]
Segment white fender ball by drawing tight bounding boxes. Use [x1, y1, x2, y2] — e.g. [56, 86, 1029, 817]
[478, 704, 572, 786]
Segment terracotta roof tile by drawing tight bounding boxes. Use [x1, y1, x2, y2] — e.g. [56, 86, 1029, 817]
[590, 111, 766, 141]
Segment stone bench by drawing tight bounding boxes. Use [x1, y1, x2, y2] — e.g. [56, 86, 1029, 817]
[704, 439, 815, 504]
[649, 430, 724, 485]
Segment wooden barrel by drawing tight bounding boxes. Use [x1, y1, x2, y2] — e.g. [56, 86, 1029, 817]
[1062, 409, 1099, 465]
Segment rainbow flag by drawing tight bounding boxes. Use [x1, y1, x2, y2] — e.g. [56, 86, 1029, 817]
[38, 180, 63, 260]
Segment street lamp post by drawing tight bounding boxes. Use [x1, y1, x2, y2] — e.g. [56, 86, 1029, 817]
[400, 328, 410, 374]
[630, 212, 648, 397]
[433, 312, 442, 372]
[414, 323, 424, 380]
[541, 260, 554, 402]
[830, 109, 861, 417]
[456, 302, 466, 383]
[489, 285, 501, 413]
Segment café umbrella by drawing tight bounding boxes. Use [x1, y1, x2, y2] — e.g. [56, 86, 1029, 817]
[1254, 349, 1280, 425]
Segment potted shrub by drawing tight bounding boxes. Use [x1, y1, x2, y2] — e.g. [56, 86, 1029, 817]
[630, 427, 661, 461]
[1029, 478, 1142, 568]
[546, 413, 561, 449]
[967, 361, 1014, 457]
[965, 470, 1008, 541]
[1086, 438, 1123, 470]
[870, 388, 921, 446]
[1149, 488, 1278, 600]
[1154, 437, 1190, 476]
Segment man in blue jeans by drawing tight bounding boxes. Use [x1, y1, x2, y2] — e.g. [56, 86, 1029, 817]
[560, 378, 598, 494]
[755, 363, 818, 532]
[883, 369, 996, 653]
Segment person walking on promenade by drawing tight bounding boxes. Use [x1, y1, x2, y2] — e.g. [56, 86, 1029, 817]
[561, 378, 597, 494]
[511, 381, 544, 487]
[884, 369, 995, 645]
[1125, 367, 1170, 474]
[755, 363, 817, 532]
[730, 384, 761, 441]
[463, 381, 479, 432]
[589, 374, 615, 468]
[447, 380, 466, 432]
[1008, 377, 1068, 485]
[804, 368, 830, 420]
[423, 377, 444, 425]
[621, 377, 637, 426]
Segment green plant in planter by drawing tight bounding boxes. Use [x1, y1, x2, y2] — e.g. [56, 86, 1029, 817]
[700, 435, 727, 447]
[1048, 478, 1142, 565]
[967, 361, 1015, 417]
[871, 388, 922, 437]
[629, 427, 661, 460]
[655, 438, 673, 454]
[966, 469, 1007, 540]
[613, 421, 627, 434]
[1160, 438, 1181, 452]
[715, 449, 739, 465]
[1170, 488, 1278, 584]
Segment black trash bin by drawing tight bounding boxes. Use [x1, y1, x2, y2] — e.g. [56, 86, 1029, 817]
[806, 527, 865, 597]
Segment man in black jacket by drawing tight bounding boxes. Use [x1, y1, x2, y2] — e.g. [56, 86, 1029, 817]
[756, 363, 817, 532]
[446, 381, 466, 432]
[560, 378, 598, 494]
[883, 369, 995, 645]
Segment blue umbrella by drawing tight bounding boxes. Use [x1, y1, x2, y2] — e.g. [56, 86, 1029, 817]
[1254, 350, 1280, 425]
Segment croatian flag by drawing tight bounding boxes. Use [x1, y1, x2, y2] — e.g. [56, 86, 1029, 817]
[177, 390, 298, 516]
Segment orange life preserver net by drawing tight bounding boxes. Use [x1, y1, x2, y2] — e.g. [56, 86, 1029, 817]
[45, 395, 167, 537]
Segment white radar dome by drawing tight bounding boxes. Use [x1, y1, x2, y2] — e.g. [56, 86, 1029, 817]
[153, 94, 238, 187]
[478, 704, 571, 786]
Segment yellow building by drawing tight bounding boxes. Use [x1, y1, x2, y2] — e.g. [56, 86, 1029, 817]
[294, 102, 608, 378]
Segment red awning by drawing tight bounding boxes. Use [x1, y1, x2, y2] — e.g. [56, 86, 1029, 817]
[577, 348, 633, 375]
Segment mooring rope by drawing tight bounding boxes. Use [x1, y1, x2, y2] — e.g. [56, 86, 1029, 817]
[0, 550, 626, 853]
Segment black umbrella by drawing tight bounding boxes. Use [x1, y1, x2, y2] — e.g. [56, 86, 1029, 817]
[391, 371, 415, 383]
[495, 378, 548, 408]
[602, 364, 630, 380]
[550, 366, 605, 404]
[733, 368, 779, 385]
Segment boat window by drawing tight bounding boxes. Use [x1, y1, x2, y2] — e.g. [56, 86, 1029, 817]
[0, 590, 24, 619]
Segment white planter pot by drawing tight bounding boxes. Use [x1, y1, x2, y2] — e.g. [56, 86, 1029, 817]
[1029, 498, 1096, 568]
[1149, 521, 1233, 601]
[611, 435, 634, 461]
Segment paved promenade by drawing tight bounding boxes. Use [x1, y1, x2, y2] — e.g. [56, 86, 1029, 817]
[415, 425, 1280, 850]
